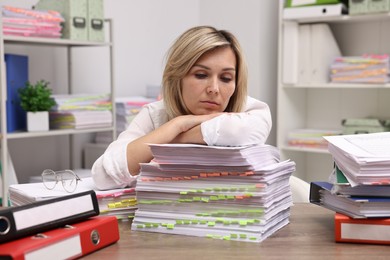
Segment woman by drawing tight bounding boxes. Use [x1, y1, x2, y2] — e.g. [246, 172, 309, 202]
[92, 26, 272, 190]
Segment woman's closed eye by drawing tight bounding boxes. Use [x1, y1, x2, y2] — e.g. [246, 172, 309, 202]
[195, 73, 207, 79]
[220, 75, 233, 83]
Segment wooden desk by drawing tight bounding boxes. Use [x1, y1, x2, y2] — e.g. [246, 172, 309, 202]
[84, 203, 390, 260]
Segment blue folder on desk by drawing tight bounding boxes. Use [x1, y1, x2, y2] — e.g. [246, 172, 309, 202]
[5, 54, 28, 133]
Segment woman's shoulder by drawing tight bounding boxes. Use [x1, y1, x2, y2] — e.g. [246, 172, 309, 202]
[244, 96, 269, 111]
[144, 99, 165, 110]
[143, 99, 169, 127]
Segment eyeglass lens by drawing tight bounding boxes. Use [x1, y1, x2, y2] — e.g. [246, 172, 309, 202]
[42, 169, 57, 190]
[42, 169, 79, 193]
[61, 170, 78, 193]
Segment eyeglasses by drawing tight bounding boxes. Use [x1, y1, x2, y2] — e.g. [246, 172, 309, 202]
[42, 169, 81, 193]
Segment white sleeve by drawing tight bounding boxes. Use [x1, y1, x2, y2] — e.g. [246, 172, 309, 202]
[200, 97, 272, 146]
[91, 106, 155, 190]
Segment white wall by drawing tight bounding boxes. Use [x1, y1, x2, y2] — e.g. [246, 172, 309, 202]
[0, 0, 278, 182]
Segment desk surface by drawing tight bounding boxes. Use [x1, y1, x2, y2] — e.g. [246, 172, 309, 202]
[84, 203, 390, 260]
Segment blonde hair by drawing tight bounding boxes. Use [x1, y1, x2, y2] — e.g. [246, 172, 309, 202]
[162, 26, 248, 119]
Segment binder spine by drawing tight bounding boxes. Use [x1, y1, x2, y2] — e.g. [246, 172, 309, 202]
[0, 190, 99, 244]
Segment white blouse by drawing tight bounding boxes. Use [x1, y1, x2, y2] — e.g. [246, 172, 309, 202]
[91, 96, 272, 190]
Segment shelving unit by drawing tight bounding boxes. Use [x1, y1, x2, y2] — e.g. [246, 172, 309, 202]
[0, 19, 116, 206]
[277, 1, 390, 183]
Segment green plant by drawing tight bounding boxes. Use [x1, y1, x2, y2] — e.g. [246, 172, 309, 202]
[18, 80, 56, 112]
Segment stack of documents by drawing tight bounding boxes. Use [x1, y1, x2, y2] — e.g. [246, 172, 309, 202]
[330, 55, 390, 84]
[324, 132, 390, 186]
[95, 96, 156, 143]
[310, 132, 390, 218]
[2, 5, 64, 38]
[49, 93, 113, 129]
[131, 143, 296, 243]
[310, 181, 390, 218]
[9, 176, 137, 221]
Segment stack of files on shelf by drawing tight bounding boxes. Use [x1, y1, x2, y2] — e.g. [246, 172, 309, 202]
[9, 176, 137, 221]
[283, 2, 347, 20]
[131, 143, 296, 243]
[115, 96, 157, 134]
[330, 55, 390, 84]
[2, 5, 64, 38]
[287, 129, 341, 149]
[283, 22, 341, 84]
[49, 93, 113, 129]
[95, 96, 156, 143]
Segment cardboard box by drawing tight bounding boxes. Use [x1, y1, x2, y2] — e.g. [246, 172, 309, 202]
[35, 0, 88, 41]
[87, 0, 105, 42]
[349, 0, 369, 15]
[368, 0, 390, 13]
[35, 0, 105, 42]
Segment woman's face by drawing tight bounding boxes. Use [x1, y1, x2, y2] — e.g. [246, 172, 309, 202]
[181, 47, 236, 115]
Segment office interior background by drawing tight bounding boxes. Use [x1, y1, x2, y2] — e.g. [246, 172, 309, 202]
[1, 0, 279, 183]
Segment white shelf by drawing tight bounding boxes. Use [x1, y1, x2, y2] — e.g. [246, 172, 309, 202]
[3, 35, 112, 47]
[277, 1, 390, 182]
[5, 126, 115, 139]
[284, 83, 390, 89]
[0, 19, 116, 206]
[284, 12, 390, 24]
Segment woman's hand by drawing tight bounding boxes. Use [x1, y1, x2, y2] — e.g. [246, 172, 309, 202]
[171, 113, 222, 144]
[173, 113, 222, 132]
[126, 113, 222, 175]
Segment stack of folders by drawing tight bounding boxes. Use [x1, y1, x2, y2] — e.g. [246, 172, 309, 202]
[310, 132, 390, 244]
[95, 96, 156, 144]
[49, 93, 113, 130]
[131, 143, 296, 243]
[9, 177, 137, 221]
[330, 55, 390, 84]
[0, 190, 120, 259]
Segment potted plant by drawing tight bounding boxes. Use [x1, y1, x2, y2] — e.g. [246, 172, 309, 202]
[18, 80, 56, 132]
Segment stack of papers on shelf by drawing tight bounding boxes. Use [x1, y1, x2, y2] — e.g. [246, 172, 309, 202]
[95, 96, 156, 143]
[49, 93, 113, 129]
[115, 97, 156, 133]
[131, 143, 296, 243]
[2, 5, 64, 38]
[49, 110, 112, 129]
[9, 176, 137, 221]
[287, 129, 341, 149]
[330, 55, 390, 84]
